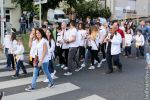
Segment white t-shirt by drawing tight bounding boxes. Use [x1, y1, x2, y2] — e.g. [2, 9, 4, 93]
[56, 32, 63, 47]
[62, 30, 69, 49]
[30, 39, 38, 58]
[3, 34, 11, 49]
[48, 39, 55, 60]
[14, 44, 25, 61]
[89, 34, 100, 50]
[99, 26, 107, 44]
[125, 34, 133, 46]
[135, 34, 145, 46]
[68, 28, 79, 48]
[10, 40, 18, 54]
[77, 30, 87, 47]
[36, 38, 49, 63]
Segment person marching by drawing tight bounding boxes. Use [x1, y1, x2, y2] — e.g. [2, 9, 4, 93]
[25, 28, 54, 92]
[104, 26, 122, 74]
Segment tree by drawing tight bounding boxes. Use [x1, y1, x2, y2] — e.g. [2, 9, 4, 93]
[75, 0, 111, 19]
[12, 0, 34, 12]
[12, 0, 62, 20]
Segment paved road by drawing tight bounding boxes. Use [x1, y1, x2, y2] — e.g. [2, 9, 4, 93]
[0, 46, 149, 100]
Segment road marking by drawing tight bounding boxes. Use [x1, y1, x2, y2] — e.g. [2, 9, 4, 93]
[0, 59, 7, 63]
[3, 83, 80, 100]
[79, 95, 107, 100]
[0, 75, 58, 90]
[0, 62, 29, 69]
[0, 68, 33, 77]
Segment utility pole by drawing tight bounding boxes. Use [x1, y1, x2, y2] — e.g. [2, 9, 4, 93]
[1, 0, 5, 44]
[105, 0, 107, 8]
[39, 0, 42, 27]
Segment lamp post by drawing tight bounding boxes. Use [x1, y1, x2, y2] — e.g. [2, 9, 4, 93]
[0, 0, 5, 44]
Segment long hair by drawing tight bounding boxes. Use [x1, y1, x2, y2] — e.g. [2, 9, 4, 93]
[11, 34, 16, 41]
[47, 29, 54, 41]
[36, 28, 48, 40]
[90, 26, 99, 40]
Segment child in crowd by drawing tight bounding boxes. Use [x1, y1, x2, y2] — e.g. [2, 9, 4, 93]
[124, 28, 133, 57]
[135, 30, 145, 59]
[12, 37, 27, 78]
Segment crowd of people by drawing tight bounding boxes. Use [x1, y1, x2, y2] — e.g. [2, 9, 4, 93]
[2, 16, 150, 92]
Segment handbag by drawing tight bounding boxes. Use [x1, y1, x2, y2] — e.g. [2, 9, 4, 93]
[33, 55, 39, 67]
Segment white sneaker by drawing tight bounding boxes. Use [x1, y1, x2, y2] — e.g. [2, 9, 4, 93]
[75, 67, 83, 72]
[97, 63, 102, 68]
[63, 67, 68, 70]
[61, 64, 65, 69]
[94, 60, 98, 64]
[101, 59, 106, 62]
[51, 70, 56, 79]
[64, 72, 72, 76]
[81, 63, 86, 67]
[43, 78, 49, 83]
[88, 66, 95, 70]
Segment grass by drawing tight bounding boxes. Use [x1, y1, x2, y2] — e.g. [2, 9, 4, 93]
[18, 34, 30, 53]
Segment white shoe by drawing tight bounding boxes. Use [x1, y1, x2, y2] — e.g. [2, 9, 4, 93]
[52, 75, 57, 79]
[64, 72, 72, 76]
[101, 59, 106, 62]
[43, 78, 49, 83]
[88, 66, 95, 70]
[61, 64, 65, 69]
[51, 70, 56, 79]
[97, 63, 102, 68]
[94, 60, 98, 64]
[75, 67, 83, 72]
[63, 67, 68, 70]
[81, 63, 86, 67]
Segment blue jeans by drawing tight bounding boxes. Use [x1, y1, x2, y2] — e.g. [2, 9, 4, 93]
[48, 60, 54, 73]
[15, 60, 27, 76]
[83, 49, 91, 65]
[31, 62, 53, 88]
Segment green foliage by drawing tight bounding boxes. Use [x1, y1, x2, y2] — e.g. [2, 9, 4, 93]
[12, 0, 34, 11]
[76, 0, 111, 19]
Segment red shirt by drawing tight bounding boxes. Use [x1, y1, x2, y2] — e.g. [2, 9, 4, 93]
[117, 28, 125, 38]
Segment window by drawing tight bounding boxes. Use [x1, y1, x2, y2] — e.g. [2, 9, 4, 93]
[0, 9, 10, 22]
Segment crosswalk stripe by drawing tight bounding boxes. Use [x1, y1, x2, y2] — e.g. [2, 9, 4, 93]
[3, 83, 80, 100]
[0, 62, 29, 69]
[79, 95, 107, 100]
[0, 75, 58, 90]
[0, 68, 33, 77]
[0, 59, 7, 64]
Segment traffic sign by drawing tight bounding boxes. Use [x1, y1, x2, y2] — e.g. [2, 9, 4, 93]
[33, 0, 47, 5]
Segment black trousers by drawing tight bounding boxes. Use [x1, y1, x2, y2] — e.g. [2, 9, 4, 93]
[125, 46, 131, 56]
[79, 46, 85, 60]
[100, 43, 106, 59]
[7, 54, 15, 69]
[55, 46, 65, 64]
[106, 52, 122, 71]
[91, 50, 100, 65]
[136, 46, 144, 57]
[62, 49, 69, 66]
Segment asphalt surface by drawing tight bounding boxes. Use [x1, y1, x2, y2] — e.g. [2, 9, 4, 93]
[0, 45, 150, 100]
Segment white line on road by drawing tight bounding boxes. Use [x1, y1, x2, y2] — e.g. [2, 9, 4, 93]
[79, 95, 107, 100]
[0, 75, 58, 90]
[0, 62, 29, 69]
[0, 68, 33, 77]
[3, 83, 80, 100]
[0, 59, 6, 63]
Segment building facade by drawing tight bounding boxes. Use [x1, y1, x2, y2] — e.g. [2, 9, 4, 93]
[0, 0, 21, 31]
[103, 0, 150, 20]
